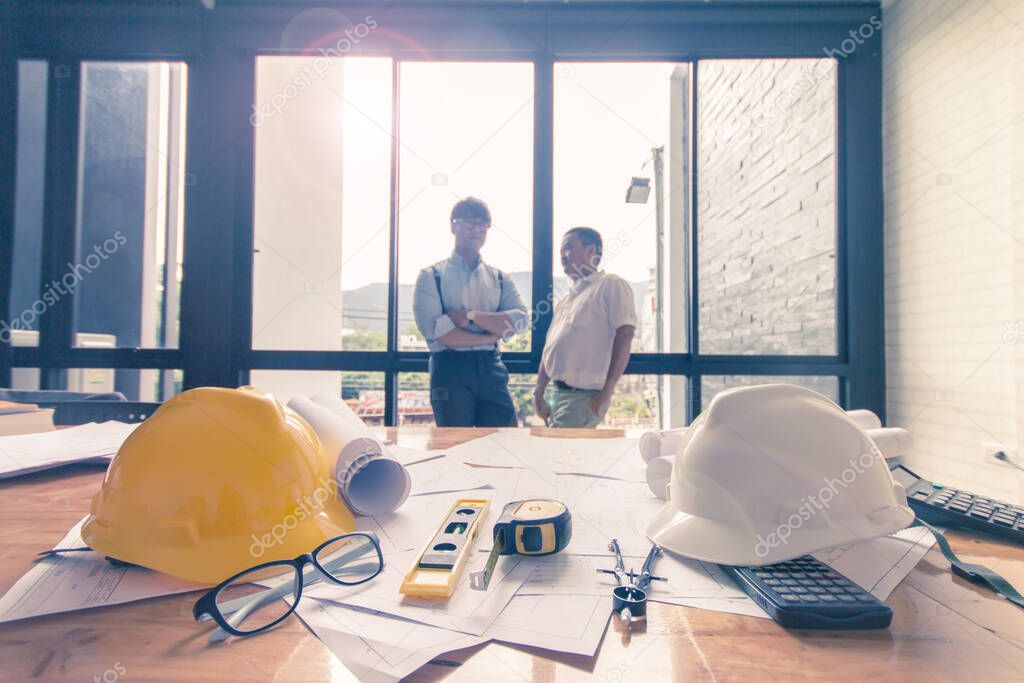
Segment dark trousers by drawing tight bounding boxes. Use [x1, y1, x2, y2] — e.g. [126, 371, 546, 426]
[428, 350, 518, 427]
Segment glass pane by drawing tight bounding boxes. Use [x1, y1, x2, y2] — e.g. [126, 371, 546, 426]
[6, 61, 47, 348]
[397, 372, 433, 426]
[73, 62, 187, 349]
[248, 370, 385, 424]
[510, 373, 538, 427]
[698, 59, 837, 355]
[397, 62, 534, 353]
[701, 375, 839, 411]
[606, 374, 678, 430]
[315, 534, 381, 584]
[554, 62, 691, 353]
[215, 563, 299, 634]
[15, 367, 182, 402]
[252, 57, 392, 351]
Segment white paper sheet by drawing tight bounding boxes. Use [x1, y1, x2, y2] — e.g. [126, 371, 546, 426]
[389, 446, 491, 497]
[0, 518, 200, 624]
[0, 421, 137, 479]
[299, 590, 609, 681]
[306, 547, 532, 636]
[814, 524, 936, 600]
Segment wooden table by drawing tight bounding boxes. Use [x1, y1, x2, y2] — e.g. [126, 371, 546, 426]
[1, 427, 1023, 682]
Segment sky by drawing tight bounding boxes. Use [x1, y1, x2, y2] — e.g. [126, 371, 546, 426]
[300, 58, 685, 290]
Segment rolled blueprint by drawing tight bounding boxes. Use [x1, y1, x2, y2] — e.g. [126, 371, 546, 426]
[866, 427, 914, 460]
[638, 428, 690, 462]
[288, 395, 410, 516]
[845, 409, 883, 431]
[646, 455, 675, 501]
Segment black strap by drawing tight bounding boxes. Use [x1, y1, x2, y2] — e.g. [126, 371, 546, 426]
[432, 266, 446, 312]
[434, 264, 504, 313]
[913, 518, 1024, 610]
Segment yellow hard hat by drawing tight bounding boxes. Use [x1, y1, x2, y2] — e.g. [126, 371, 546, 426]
[82, 386, 355, 584]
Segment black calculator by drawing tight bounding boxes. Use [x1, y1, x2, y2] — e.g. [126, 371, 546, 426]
[720, 556, 893, 629]
[890, 464, 1024, 543]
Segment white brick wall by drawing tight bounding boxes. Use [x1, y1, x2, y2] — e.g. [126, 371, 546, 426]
[698, 59, 838, 356]
[883, 0, 1024, 499]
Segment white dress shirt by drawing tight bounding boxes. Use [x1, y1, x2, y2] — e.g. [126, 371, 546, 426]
[541, 271, 638, 390]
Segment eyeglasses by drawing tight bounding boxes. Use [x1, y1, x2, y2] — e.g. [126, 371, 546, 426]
[452, 217, 490, 230]
[193, 532, 383, 641]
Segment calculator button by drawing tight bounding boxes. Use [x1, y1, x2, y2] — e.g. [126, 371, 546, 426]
[949, 503, 970, 512]
[798, 595, 818, 602]
[777, 592, 794, 600]
[827, 586, 845, 594]
[809, 587, 826, 593]
[855, 595, 876, 603]
[912, 491, 931, 500]
[837, 595, 856, 602]
[789, 586, 808, 594]
[993, 516, 1015, 527]
[781, 579, 798, 586]
[969, 509, 992, 519]
[820, 594, 837, 602]
[798, 579, 816, 586]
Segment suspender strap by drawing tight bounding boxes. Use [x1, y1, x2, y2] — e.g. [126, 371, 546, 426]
[432, 266, 446, 312]
[912, 518, 1024, 610]
[434, 264, 503, 314]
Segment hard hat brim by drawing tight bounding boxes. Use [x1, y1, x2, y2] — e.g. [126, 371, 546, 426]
[646, 498, 916, 567]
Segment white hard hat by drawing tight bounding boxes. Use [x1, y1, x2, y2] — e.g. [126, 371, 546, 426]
[646, 384, 914, 566]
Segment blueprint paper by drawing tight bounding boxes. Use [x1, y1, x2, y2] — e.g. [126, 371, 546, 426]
[0, 518, 200, 624]
[288, 396, 410, 516]
[388, 446, 491, 497]
[305, 547, 531, 636]
[296, 600, 484, 683]
[814, 525, 936, 600]
[0, 421, 137, 479]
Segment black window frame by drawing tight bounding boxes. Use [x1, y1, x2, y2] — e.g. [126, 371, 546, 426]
[1, 1, 885, 425]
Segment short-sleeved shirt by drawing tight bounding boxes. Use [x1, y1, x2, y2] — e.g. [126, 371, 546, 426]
[412, 251, 528, 353]
[540, 271, 638, 390]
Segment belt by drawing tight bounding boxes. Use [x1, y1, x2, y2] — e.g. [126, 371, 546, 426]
[553, 380, 585, 391]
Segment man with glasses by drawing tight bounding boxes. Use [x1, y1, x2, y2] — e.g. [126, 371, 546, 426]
[534, 227, 636, 428]
[413, 197, 528, 427]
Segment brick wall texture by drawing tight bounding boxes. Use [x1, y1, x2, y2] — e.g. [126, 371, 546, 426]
[698, 58, 838, 356]
[883, 0, 1024, 499]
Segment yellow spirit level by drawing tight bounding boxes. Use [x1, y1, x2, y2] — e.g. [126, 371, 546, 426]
[399, 498, 490, 599]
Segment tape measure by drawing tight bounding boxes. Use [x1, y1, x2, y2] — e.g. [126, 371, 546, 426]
[469, 499, 572, 590]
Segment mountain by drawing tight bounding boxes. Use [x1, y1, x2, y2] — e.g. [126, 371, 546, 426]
[342, 271, 649, 333]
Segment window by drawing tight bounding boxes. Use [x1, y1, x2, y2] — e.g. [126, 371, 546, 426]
[697, 59, 837, 355]
[252, 57, 392, 351]
[554, 62, 691, 354]
[248, 370, 386, 423]
[701, 375, 839, 410]
[72, 61, 188, 350]
[397, 62, 534, 352]
[7, 60, 47, 348]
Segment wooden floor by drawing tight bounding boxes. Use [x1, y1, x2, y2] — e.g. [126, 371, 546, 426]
[1, 427, 1022, 682]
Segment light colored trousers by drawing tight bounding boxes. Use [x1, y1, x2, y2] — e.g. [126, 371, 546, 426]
[549, 385, 606, 428]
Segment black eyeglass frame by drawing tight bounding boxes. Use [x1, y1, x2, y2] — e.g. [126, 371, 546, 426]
[192, 531, 383, 637]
